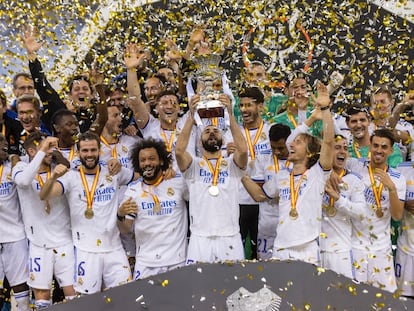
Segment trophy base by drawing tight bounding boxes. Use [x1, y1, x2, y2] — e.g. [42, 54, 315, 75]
[197, 107, 225, 119]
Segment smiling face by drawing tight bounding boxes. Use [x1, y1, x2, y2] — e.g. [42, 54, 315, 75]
[346, 112, 370, 140]
[156, 94, 179, 127]
[369, 135, 393, 167]
[79, 139, 100, 171]
[239, 97, 263, 128]
[332, 137, 348, 171]
[70, 79, 92, 108]
[17, 101, 41, 133]
[288, 134, 308, 163]
[138, 147, 163, 182]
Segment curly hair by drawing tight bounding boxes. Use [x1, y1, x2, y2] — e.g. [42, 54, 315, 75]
[130, 138, 172, 174]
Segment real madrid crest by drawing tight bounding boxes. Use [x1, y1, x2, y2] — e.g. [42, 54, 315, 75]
[260, 132, 267, 140]
[122, 145, 128, 153]
[220, 159, 228, 168]
[167, 187, 175, 196]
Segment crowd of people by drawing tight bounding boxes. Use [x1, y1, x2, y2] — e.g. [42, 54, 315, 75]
[0, 24, 414, 310]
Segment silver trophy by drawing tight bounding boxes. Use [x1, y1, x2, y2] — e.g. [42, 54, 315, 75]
[193, 54, 224, 118]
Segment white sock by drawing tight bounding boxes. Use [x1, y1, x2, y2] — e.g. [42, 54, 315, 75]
[34, 299, 51, 310]
[14, 290, 31, 311]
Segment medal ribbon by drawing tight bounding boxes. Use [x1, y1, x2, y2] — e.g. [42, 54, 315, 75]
[368, 165, 386, 211]
[100, 135, 118, 159]
[329, 169, 346, 207]
[37, 169, 51, 212]
[0, 164, 3, 184]
[244, 121, 264, 160]
[287, 112, 297, 128]
[203, 156, 222, 187]
[1, 124, 5, 136]
[160, 128, 175, 152]
[142, 174, 164, 208]
[353, 142, 371, 159]
[273, 156, 290, 173]
[290, 170, 308, 212]
[79, 166, 100, 211]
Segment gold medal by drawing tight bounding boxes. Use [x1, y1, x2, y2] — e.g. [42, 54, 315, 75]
[209, 185, 219, 196]
[106, 175, 113, 182]
[327, 206, 337, 217]
[84, 209, 94, 219]
[153, 202, 161, 213]
[376, 208, 384, 218]
[289, 209, 298, 220]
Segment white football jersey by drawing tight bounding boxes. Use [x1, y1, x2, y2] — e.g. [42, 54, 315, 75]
[58, 165, 134, 252]
[396, 162, 414, 255]
[262, 163, 331, 249]
[238, 122, 272, 205]
[123, 173, 188, 267]
[183, 154, 245, 236]
[0, 161, 25, 243]
[320, 171, 365, 252]
[351, 163, 406, 251]
[12, 153, 72, 248]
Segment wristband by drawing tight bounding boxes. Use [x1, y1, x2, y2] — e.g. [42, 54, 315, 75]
[117, 214, 125, 222]
[320, 106, 330, 111]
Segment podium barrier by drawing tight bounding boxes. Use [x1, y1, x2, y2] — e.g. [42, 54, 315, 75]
[48, 260, 414, 310]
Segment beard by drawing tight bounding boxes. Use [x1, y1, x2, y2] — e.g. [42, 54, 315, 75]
[80, 155, 99, 170]
[138, 165, 162, 182]
[202, 137, 223, 153]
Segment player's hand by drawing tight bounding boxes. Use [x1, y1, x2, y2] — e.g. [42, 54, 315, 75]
[39, 136, 58, 153]
[325, 179, 339, 201]
[328, 170, 343, 193]
[52, 164, 69, 179]
[374, 169, 396, 192]
[108, 158, 121, 176]
[21, 24, 43, 55]
[118, 197, 138, 217]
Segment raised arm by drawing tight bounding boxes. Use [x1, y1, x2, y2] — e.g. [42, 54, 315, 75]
[88, 82, 108, 135]
[39, 163, 68, 201]
[125, 43, 150, 129]
[174, 108, 194, 172]
[221, 94, 248, 169]
[312, 82, 334, 170]
[22, 25, 66, 131]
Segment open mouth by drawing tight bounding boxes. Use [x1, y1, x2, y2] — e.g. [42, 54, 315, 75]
[142, 167, 154, 177]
